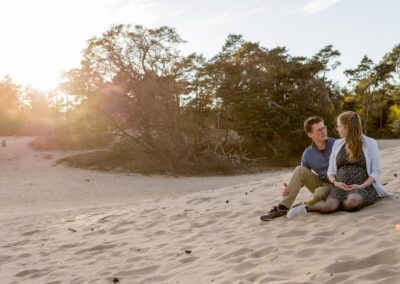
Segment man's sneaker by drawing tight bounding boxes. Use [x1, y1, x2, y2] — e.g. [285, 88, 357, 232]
[260, 206, 288, 221]
[287, 204, 308, 219]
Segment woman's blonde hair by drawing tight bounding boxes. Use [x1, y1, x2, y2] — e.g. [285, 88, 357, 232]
[338, 111, 363, 162]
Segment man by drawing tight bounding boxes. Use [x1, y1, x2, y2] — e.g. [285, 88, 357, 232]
[260, 116, 335, 221]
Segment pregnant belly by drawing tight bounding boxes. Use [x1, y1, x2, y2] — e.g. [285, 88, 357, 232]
[337, 165, 369, 185]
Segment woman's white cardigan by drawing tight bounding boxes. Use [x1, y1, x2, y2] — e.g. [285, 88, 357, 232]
[327, 135, 393, 197]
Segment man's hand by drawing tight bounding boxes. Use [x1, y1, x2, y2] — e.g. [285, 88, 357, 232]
[282, 183, 290, 196]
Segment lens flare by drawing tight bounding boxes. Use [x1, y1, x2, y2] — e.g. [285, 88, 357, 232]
[396, 222, 400, 230]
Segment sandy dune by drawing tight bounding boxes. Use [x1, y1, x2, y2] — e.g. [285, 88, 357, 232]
[0, 137, 286, 217]
[0, 137, 399, 283]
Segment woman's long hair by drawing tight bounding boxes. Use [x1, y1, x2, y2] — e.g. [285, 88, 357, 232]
[338, 111, 363, 162]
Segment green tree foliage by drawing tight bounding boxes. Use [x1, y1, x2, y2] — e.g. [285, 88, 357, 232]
[202, 35, 341, 161]
[384, 44, 400, 131]
[61, 24, 238, 172]
[311, 44, 341, 82]
[80, 25, 186, 161]
[4, 23, 397, 173]
[57, 66, 106, 136]
[344, 44, 400, 136]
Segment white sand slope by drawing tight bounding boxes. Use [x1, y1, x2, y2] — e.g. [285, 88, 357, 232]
[0, 137, 285, 217]
[0, 137, 400, 284]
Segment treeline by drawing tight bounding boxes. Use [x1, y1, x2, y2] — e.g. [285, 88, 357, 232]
[1, 24, 399, 174]
[0, 76, 54, 136]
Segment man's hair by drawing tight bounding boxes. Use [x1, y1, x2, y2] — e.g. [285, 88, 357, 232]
[304, 116, 324, 134]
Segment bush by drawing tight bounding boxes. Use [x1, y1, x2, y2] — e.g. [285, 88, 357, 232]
[53, 141, 281, 176]
[28, 134, 113, 151]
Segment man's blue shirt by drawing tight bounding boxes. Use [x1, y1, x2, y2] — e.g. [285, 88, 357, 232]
[301, 137, 335, 182]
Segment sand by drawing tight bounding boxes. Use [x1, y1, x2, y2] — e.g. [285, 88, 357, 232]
[0, 137, 399, 284]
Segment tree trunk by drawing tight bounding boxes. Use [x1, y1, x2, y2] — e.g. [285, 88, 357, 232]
[364, 101, 369, 136]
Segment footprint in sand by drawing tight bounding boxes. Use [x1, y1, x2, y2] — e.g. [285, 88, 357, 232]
[218, 247, 251, 261]
[250, 246, 275, 258]
[109, 228, 132, 235]
[75, 243, 118, 255]
[15, 268, 49, 278]
[17, 253, 32, 259]
[20, 230, 40, 236]
[324, 248, 400, 273]
[179, 256, 199, 263]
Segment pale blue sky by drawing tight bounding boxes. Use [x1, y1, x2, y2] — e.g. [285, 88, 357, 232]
[0, 0, 399, 90]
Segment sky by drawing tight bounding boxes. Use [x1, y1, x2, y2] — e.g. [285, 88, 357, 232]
[0, 0, 399, 91]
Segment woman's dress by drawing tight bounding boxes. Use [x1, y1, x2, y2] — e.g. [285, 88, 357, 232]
[328, 145, 377, 206]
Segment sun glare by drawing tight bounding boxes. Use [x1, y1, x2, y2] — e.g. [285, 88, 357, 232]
[1, 40, 71, 91]
[0, 0, 87, 92]
[26, 73, 60, 91]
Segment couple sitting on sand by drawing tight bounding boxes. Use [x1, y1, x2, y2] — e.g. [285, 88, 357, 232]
[260, 111, 393, 221]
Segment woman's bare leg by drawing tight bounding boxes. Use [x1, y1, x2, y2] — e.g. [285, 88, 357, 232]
[342, 193, 363, 212]
[307, 198, 341, 213]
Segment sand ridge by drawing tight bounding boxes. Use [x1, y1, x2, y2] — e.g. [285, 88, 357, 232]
[0, 137, 287, 217]
[0, 137, 400, 283]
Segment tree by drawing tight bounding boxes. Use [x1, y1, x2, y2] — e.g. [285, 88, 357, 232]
[22, 87, 53, 135]
[203, 35, 341, 160]
[381, 44, 400, 133]
[70, 24, 212, 169]
[311, 44, 341, 82]
[344, 55, 394, 135]
[0, 75, 23, 135]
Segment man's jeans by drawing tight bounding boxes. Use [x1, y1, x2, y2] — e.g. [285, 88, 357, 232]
[280, 166, 332, 209]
